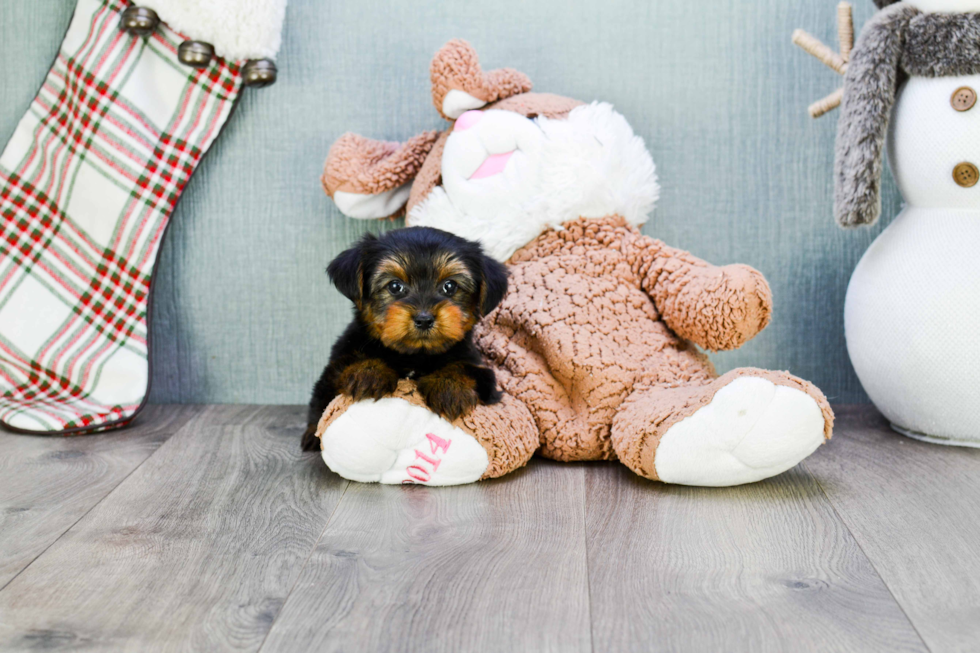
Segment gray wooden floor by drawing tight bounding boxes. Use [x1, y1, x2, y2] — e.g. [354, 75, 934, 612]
[0, 405, 977, 652]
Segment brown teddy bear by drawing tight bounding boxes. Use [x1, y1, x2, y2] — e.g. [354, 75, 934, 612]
[313, 40, 834, 487]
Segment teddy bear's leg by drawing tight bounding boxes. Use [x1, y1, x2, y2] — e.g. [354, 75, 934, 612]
[314, 380, 538, 486]
[611, 369, 834, 487]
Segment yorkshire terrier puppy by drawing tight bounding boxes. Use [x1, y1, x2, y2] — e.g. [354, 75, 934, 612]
[301, 227, 509, 451]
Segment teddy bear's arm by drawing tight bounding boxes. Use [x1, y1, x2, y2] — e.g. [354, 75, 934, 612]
[632, 236, 773, 352]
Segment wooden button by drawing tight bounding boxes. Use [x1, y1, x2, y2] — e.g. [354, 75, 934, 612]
[951, 87, 977, 112]
[953, 162, 979, 188]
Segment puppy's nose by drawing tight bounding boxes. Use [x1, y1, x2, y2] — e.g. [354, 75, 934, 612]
[413, 312, 435, 330]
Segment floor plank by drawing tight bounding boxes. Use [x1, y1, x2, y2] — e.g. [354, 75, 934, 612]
[4, 403, 975, 651]
[0, 405, 347, 652]
[0, 405, 203, 589]
[585, 461, 927, 653]
[260, 460, 591, 653]
[804, 405, 980, 652]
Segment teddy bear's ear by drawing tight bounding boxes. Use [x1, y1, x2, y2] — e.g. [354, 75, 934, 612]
[430, 39, 533, 120]
[872, 0, 900, 7]
[322, 131, 441, 219]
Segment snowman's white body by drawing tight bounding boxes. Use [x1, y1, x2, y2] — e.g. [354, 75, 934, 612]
[845, 66, 980, 445]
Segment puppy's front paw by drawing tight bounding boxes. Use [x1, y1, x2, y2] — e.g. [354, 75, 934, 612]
[339, 359, 399, 401]
[301, 423, 321, 451]
[417, 370, 479, 421]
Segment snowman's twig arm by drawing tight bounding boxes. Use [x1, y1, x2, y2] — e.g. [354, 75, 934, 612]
[793, 30, 847, 75]
[810, 88, 844, 119]
[793, 3, 854, 117]
[838, 2, 854, 61]
[834, 4, 916, 228]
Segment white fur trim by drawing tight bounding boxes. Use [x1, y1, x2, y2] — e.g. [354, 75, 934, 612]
[409, 102, 659, 261]
[333, 183, 412, 219]
[137, 0, 287, 61]
[442, 90, 487, 119]
[321, 398, 489, 486]
[654, 378, 826, 487]
[906, 0, 980, 12]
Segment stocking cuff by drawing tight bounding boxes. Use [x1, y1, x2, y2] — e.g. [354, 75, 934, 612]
[136, 0, 288, 61]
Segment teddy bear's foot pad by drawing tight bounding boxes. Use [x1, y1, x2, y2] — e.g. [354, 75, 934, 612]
[320, 397, 489, 486]
[655, 377, 825, 486]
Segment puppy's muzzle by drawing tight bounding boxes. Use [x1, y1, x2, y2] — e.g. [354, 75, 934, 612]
[413, 311, 436, 331]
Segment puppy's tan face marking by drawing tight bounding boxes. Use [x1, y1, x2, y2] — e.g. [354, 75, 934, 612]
[433, 254, 469, 284]
[362, 250, 479, 354]
[369, 255, 409, 293]
[431, 302, 474, 344]
[377, 303, 416, 349]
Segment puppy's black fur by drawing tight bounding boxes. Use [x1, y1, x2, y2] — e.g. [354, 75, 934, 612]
[301, 227, 508, 452]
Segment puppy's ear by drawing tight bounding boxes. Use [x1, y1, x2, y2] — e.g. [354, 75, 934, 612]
[478, 255, 509, 316]
[327, 235, 373, 303]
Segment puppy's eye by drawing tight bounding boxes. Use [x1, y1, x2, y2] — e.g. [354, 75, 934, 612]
[441, 279, 458, 297]
[387, 280, 406, 295]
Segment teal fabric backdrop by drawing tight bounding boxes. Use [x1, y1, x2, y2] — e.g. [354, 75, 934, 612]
[0, 0, 900, 405]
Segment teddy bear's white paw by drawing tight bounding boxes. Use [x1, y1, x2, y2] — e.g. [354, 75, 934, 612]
[654, 377, 825, 487]
[320, 397, 489, 486]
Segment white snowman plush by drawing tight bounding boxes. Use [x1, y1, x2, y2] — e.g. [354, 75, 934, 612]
[797, 0, 980, 446]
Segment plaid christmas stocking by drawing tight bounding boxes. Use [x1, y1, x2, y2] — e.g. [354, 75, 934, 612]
[0, 0, 285, 434]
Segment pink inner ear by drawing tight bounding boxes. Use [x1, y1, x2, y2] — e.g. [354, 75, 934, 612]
[470, 151, 515, 179]
[455, 110, 484, 131]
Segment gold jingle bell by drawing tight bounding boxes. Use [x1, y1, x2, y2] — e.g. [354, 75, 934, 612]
[178, 41, 215, 68]
[242, 59, 278, 88]
[118, 6, 159, 37]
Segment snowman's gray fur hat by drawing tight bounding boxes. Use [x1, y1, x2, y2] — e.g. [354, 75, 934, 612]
[835, 3, 980, 226]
